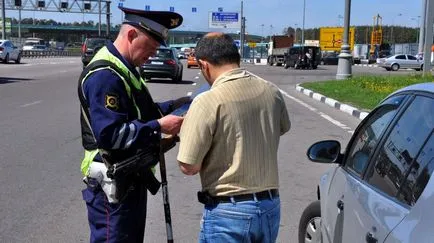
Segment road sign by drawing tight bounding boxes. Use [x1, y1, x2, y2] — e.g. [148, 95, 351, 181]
[169, 6, 174, 12]
[192, 7, 197, 13]
[0, 18, 12, 34]
[319, 27, 355, 51]
[208, 12, 240, 29]
[248, 42, 256, 48]
[218, 7, 223, 12]
[145, 5, 150, 11]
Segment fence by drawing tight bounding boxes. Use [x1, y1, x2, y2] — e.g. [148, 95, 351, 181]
[21, 49, 81, 58]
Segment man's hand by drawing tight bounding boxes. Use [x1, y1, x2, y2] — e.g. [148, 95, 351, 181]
[158, 115, 184, 135]
[173, 96, 192, 110]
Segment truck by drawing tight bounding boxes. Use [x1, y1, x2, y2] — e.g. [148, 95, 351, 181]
[267, 35, 294, 66]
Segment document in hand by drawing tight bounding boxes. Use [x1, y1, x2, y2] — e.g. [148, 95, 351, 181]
[171, 83, 210, 116]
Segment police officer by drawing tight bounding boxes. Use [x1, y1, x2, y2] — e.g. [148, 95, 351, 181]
[78, 6, 187, 243]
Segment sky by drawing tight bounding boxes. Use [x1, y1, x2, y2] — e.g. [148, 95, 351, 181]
[5, 0, 424, 36]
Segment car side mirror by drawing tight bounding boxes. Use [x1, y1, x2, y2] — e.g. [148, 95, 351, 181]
[307, 140, 342, 164]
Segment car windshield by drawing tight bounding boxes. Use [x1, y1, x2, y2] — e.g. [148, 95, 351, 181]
[155, 49, 172, 58]
[87, 39, 106, 47]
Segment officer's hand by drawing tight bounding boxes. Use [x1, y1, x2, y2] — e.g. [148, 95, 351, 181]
[173, 96, 192, 110]
[158, 115, 184, 135]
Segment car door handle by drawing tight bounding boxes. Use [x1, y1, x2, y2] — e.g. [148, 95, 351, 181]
[366, 232, 377, 243]
[336, 199, 344, 211]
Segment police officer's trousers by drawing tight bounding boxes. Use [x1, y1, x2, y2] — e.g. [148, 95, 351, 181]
[82, 179, 147, 243]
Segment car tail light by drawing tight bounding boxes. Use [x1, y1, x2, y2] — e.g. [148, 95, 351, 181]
[81, 44, 86, 54]
[166, 59, 176, 65]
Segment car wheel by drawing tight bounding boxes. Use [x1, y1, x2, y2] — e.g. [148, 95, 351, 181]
[298, 200, 321, 243]
[268, 57, 273, 66]
[15, 54, 21, 64]
[391, 63, 399, 71]
[3, 54, 9, 64]
[284, 62, 290, 69]
[321, 61, 325, 65]
[420, 64, 424, 71]
[187, 65, 191, 68]
[295, 63, 299, 69]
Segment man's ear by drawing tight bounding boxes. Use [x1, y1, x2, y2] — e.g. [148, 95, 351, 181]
[127, 28, 138, 43]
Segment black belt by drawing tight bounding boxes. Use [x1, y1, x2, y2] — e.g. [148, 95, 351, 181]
[214, 189, 279, 203]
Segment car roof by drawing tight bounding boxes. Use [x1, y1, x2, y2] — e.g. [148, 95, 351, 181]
[386, 82, 434, 99]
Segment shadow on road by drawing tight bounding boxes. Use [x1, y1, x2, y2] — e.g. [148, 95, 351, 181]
[146, 79, 195, 85]
[0, 77, 33, 84]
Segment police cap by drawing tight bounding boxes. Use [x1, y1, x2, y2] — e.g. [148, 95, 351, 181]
[120, 6, 183, 46]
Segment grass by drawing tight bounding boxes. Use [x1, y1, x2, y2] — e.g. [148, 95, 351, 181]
[301, 74, 434, 111]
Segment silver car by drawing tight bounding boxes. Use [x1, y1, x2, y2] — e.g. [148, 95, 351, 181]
[377, 54, 423, 71]
[0, 39, 21, 64]
[299, 83, 434, 243]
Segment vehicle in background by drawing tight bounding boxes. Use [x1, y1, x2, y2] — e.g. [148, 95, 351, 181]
[140, 47, 183, 83]
[22, 37, 46, 51]
[283, 46, 321, 69]
[187, 52, 199, 68]
[49, 40, 65, 50]
[177, 51, 186, 59]
[377, 54, 423, 71]
[0, 39, 21, 64]
[321, 52, 339, 65]
[81, 37, 108, 67]
[298, 82, 434, 243]
[267, 35, 294, 66]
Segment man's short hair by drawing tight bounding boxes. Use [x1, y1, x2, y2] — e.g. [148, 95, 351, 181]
[195, 33, 240, 66]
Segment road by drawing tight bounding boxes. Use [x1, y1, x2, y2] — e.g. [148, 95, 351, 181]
[0, 58, 416, 242]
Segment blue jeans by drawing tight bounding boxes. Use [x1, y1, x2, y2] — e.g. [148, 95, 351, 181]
[199, 196, 280, 243]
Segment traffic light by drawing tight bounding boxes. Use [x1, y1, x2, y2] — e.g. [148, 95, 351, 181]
[37, 0, 45, 8]
[61, 2, 68, 9]
[14, 0, 21, 7]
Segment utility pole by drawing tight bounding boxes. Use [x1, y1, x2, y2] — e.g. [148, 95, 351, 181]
[240, 0, 244, 60]
[419, 0, 427, 53]
[336, 0, 352, 80]
[106, 1, 110, 37]
[422, 0, 434, 76]
[302, 0, 306, 46]
[1, 0, 5, 39]
[98, 0, 102, 36]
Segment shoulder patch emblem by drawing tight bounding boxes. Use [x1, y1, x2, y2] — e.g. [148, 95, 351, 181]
[105, 94, 119, 111]
[170, 18, 180, 27]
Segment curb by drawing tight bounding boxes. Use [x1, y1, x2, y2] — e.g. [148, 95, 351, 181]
[295, 84, 369, 120]
[354, 64, 379, 68]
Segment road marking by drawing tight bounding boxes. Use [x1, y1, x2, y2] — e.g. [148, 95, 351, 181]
[187, 92, 192, 96]
[195, 76, 199, 79]
[198, 72, 201, 75]
[192, 82, 197, 86]
[20, 100, 42, 107]
[278, 89, 353, 132]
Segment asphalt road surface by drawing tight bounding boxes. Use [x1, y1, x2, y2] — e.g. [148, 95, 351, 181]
[0, 58, 417, 242]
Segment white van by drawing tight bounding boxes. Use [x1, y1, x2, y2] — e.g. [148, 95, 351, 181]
[22, 38, 46, 51]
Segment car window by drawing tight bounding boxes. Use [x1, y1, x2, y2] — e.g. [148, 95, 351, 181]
[344, 95, 405, 176]
[407, 55, 417, 60]
[366, 96, 434, 204]
[155, 49, 172, 58]
[87, 39, 106, 47]
[395, 55, 406, 60]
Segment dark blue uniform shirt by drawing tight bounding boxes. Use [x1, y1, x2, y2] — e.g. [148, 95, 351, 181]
[83, 42, 172, 158]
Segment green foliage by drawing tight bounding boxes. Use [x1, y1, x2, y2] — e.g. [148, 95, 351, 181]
[302, 75, 433, 110]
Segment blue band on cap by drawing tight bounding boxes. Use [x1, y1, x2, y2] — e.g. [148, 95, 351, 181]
[124, 13, 169, 40]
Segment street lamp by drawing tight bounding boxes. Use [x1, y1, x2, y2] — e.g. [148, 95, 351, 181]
[302, 0, 306, 46]
[294, 23, 298, 44]
[261, 24, 264, 42]
[390, 13, 402, 44]
[336, 0, 352, 80]
[411, 16, 421, 45]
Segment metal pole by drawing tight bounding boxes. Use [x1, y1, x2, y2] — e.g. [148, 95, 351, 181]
[419, 0, 427, 53]
[98, 0, 102, 37]
[18, 8, 21, 44]
[240, 0, 244, 60]
[159, 152, 174, 243]
[1, 0, 5, 39]
[422, 0, 434, 76]
[106, 1, 110, 37]
[295, 24, 298, 44]
[302, 0, 306, 46]
[336, 0, 352, 80]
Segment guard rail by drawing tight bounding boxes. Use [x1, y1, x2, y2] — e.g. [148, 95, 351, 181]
[21, 49, 81, 58]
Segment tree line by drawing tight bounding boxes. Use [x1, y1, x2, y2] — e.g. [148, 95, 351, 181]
[282, 25, 420, 44]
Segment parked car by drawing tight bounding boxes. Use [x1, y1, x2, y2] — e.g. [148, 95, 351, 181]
[81, 37, 108, 67]
[298, 82, 434, 243]
[321, 52, 339, 65]
[283, 46, 321, 69]
[187, 52, 199, 68]
[377, 54, 424, 71]
[0, 39, 21, 64]
[140, 47, 183, 82]
[177, 52, 186, 59]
